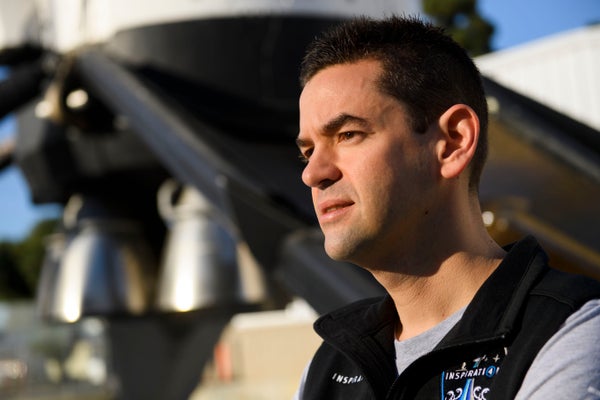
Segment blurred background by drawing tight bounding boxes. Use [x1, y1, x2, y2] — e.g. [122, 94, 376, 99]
[0, 0, 599, 399]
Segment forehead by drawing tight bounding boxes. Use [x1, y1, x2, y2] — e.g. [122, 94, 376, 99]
[300, 59, 383, 107]
[299, 60, 406, 133]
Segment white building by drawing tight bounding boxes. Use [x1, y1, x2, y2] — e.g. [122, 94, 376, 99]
[476, 23, 600, 131]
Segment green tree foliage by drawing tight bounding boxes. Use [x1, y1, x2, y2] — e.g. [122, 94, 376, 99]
[0, 218, 59, 299]
[423, 0, 494, 56]
[0, 242, 31, 299]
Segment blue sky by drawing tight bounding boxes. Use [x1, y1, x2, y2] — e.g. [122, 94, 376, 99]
[0, 114, 61, 241]
[479, 0, 600, 50]
[0, 0, 599, 241]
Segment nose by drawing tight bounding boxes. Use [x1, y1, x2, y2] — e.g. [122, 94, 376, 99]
[301, 147, 341, 189]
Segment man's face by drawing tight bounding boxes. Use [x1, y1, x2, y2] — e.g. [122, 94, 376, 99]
[297, 60, 439, 267]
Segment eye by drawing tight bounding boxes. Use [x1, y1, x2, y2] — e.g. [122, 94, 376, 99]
[298, 148, 313, 164]
[340, 131, 356, 141]
[338, 131, 364, 143]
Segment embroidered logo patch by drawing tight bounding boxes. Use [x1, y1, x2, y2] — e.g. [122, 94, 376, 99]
[440, 348, 507, 400]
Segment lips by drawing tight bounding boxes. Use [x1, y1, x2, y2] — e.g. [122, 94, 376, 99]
[318, 199, 354, 222]
[324, 205, 346, 213]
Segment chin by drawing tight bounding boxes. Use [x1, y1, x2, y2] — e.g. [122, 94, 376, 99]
[324, 238, 360, 263]
[324, 241, 347, 261]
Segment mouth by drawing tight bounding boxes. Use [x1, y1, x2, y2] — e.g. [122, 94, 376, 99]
[318, 200, 354, 221]
[324, 205, 346, 213]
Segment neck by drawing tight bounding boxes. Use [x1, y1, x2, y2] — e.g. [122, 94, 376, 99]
[366, 196, 505, 341]
[380, 251, 502, 340]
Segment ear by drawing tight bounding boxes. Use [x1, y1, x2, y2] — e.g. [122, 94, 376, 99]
[435, 104, 479, 180]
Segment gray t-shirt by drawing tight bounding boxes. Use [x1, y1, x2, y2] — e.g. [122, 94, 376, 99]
[514, 299, 600, 399]
[394, 308, 465, 374]
[394, 300, 600, 398]
[294, 299, 600, 399]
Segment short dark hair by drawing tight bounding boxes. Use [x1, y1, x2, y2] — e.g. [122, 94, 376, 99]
[300, 16, 488, 192]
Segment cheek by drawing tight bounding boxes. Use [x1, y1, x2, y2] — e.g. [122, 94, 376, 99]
[361, 148, 427, 209]
[355, 157, 399, 210]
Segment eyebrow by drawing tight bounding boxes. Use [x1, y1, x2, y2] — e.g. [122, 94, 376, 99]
[296, 113, 371, 148]
[323, 113, 370, 133]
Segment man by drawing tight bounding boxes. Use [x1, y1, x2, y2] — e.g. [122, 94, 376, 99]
[294, 16, 600, 399]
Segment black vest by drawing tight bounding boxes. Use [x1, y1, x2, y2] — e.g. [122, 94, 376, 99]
[302, 237, 600, 400]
